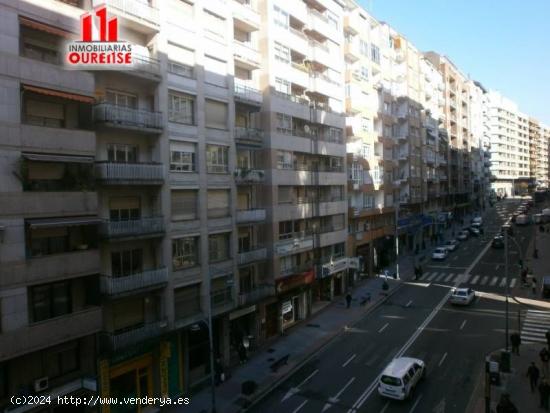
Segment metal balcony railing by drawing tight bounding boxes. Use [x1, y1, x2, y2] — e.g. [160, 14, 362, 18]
[95, 0, 159, 28]
[234, 168, 265, 183]
[95, 162, 164, 182]
[94, 103, 163, 130]
[234, 80, 262, 104]
[238, 284, 275, 306]
[234, 127, 264, 144]
[100, 268, 168, 296]
[236, 209, 266, 223]
[104, 320, 166, 352]
[101, 216, 164, 238]
[133, 54, 161, 76]
[237, 246, 267, 265]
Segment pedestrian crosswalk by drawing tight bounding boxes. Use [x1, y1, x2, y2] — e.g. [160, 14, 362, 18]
[416, 271, 518, 288]
[521, 309, 550, 344]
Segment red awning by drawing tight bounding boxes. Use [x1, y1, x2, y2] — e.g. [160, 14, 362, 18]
[19, 16, 73, 38]
[22, 84, 95, 104]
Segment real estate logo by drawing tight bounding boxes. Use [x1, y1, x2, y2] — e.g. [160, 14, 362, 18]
[66, 5, 133, 69]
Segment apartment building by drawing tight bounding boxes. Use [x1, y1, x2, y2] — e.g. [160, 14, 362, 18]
[542, 125, 550, 189]
[530, 118, 550, 189]
[487, 91, 533, 196]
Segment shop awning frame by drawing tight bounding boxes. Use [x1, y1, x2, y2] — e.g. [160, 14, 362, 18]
[27, 216, 101, 229]
[22, 84, 95, 104]
[19, 16, 73, 38]
[22, 153, 95, 164]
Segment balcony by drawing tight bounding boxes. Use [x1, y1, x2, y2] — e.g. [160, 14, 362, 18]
[234, 40, 261, 69]
[95, 162, 164, 185]
[20, 124, 95, 156]
[233, 0, 260, 31]
[0, 307, 102, 361]
[344, 40, 361, 62]
[234, 79, 262, 105]
[94, 103, 163, 133]
[100, 216, 164, 239]
[238, 246, 267, 265]
[308, 40, 331, 68]
[238, 284, 275, 306]
[306, 8, 338, 41]
[344, 13, 362, 35]
[280, 263, 312, 277]
[234, 127, 264, 147]
[100, 268, 168, 297]
[234, 168, 265, 184]
[236, 208, 266, 223]
[129, 54, 161, 81]
[276, 232, 314, 256]
[92, 0, 159, 32]
[102, 320, 167, 353]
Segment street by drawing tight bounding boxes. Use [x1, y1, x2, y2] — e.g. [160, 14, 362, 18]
[249, 200, 544, 413]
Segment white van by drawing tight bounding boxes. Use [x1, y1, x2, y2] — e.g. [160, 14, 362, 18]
[378, 357, 426, 400]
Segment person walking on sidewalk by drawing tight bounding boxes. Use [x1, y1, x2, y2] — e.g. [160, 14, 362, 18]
[527, 362, 541, 392]
[533, 277, 538, 296]
[510, 332, 521, 355]
[345, 293, 352, 309]
[541, 347, 550, 376]
[539, 379, 550, 410]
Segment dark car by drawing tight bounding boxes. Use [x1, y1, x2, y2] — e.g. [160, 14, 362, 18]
[492, 235, 504, 249]
[467, 226, 480, 236]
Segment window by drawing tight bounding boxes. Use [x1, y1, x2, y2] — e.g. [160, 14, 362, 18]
[168, 92, 194, 124]
[278, 186, 293, 204]
[167, 42, 195, 77]
[107, 144, 138, 163]
[276, 113, 292, 134]
[279, 220, 299, 239]
[277, 151, 293, 169]
[170, 141, 196, 172]
[373, 165, 382, 183]
[106, 90, 137, 108]
[204, 55, 227, 87]
[25, 98, 65, 128]
[207, 190, 230, 218]
[171, 190, 197, 221]
[206, 145, 229, 173]
[327, 11, 338, 30]
[209, 233, 230, 262]
[30, 281, 71, 322]
[168, 61, 194, 78]
[111, 249, 143, 277]
[275, 77, 291, 95]
[274, 42, 290, 64]
[204, 10, 225, 38]
[20, 26, 59, 64]
[45, 342, 79, 379]
[174, 284, 201, 317]
[363, 193, 374, 209]
[172, 237, 199, 269]
[361, 117, 371, 132]
[351, 162, 362, 184]
[360, 40, 369, 56]
[205, 99, 228, 129]
[328, 127, 343, 143]
[362, 144, 372, 159]
[109, 197, 140, 221]
[273, 5, 289, 29]
[360, 66, 368, 80]
[371, 45, 380, 64]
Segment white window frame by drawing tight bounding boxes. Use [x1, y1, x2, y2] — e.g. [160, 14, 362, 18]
[172, 237, 198, 270]
[168, 92, 194, 125]
[274, 42, 290, 64]
[206, 145, 229, 173]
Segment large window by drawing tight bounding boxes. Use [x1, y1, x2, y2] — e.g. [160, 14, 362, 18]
[111, 249, 143, 277]
[274, 42, 290, 64]
[275, 78, 291, 95]
[25, 98, 65, 128]
[174, 284, 201, 317]
[273, 5, 289, 29]
[170, 141, 196, 172]
[371, 45, 380, 64]
[209, 233, 230, 262]
[168, 92, 194, 124]
[171, 190, 197, 221]
[360, 40, 368, 56]
[20, 26, 59, 64]
[107, 144, 138, 163]
[362, 193, 374, 209]
[109, 197, 140, 221]
[207, 190, 230, 218]
[172, 237, 199, 269]
[30, 281, 71, 322]
[204, 10, 225, 38]
[206, 145, 229, 173]
[106, 90, 137, 108]
[167, 42, 195, 78]
[277, 150, 293, 169]
[205, 100, 228, 129]
[276, 113, 292, 134]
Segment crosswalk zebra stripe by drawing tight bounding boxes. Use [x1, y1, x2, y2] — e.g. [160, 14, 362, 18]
[521, 310, 550, 344]
[444, 273, 455, 282]
[499, 278, 507, 287]
[427, 272, 439, 281]
[435, 273, 447, 282]
[480, 276, 489, 285]
[471, 275, 480, 285]
[419, 273, 430, 281]
[490, 276, 499, 286]
[461, 273, 471, 283]
[510, 279, 517, 288]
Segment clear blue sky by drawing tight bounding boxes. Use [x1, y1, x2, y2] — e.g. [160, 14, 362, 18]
[358, 0, 550, 125]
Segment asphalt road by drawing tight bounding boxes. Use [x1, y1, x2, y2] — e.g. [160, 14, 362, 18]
[250, 200, 538, 413]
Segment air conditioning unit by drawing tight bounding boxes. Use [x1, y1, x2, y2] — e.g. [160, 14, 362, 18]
[34, 377, 49, 393]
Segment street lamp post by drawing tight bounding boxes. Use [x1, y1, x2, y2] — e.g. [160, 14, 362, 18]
[395, 204, 400, 279]
[503, 224, 510, 352]
[207, 288, 217, 413]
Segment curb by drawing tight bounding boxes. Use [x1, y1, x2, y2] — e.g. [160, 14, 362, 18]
[241, 280, 406, 412]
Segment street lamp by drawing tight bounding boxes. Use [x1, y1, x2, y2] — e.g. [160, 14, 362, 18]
[503, 223, 510, 353]
[395, 204, 400, 279]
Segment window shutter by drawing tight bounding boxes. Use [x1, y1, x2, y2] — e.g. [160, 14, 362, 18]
[26, 99, 64, 119]
[112, 298, 144, 330]
[171, 190, 197, 221]
[174, 285, 201, 316]
[205, 100, 228, 129]
[207, 190, 230, 218]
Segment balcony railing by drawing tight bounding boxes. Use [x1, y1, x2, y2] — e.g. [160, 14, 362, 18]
[234, 40, 260, 67]
[238, 246, 267, 265]
[280, 263, 312, 277]
[236, 208, 266, 223]
[234, 127, 263, 145]
[238, 284, 275, 306]
[101, 216, 164, 238]
[103, 320, 166, 352]
[94, 103, 163, 131]
[95, 162, 164, 183]
[234, 80, 262, 104]
[132, 54, 161, 77]
[234, 168, 265, 183]
[100, 267, 168, 296]
[94, 0, 159, 28]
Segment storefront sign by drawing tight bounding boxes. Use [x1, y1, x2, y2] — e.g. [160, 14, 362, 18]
[348, 257, 363, 269]
[276, 270, 314, 293]
[282, 300, 293, 314]
[229, 305, 257, 320]
[321, 257, 349, 277]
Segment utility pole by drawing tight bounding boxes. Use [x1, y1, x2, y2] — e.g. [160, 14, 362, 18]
[395, 203, 399, 279]
[504, 224, 510, 352]
[207, 282, 217, 413]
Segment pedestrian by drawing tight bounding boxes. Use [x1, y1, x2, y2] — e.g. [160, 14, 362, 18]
[238, 343, 247, 364]
[345, 293, 352, 308]
[510, 332, 521, 355]
[546, 330, 550, 349]
[496, 393, 518, 413]
[540, 378, 550, 410]
[418, 265, 423, 279]
[527, 362, 541, 392]
[541, 347, 550, 376]
[521, 268, 528, 285]
[533, 277, 538, 296]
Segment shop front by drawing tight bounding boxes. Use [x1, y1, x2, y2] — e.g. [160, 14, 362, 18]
[229, 305, 258, 364]
[319, 257, 350, 299]
[274, 269, 315, 333]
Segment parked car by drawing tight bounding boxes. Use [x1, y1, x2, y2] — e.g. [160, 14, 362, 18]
[378, 357, 426, 400]
[449, 288, 476, 305]
[432, 247, 448, 260]
[467, 226, 480, 236]
[444, 239, 460, 252]
[472, 216, 483, 225]
[516, 214, 530, 226]
[457, 231, 469, 241]
[492, 235, 504, 249]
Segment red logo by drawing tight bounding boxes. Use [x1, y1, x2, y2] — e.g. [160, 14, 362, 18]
[66, 4, 133, 69]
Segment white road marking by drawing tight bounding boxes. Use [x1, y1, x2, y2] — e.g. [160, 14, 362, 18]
[406, 300, 413, 308]
[471, 275, 480, 285]
[420, 273, 430, 281]
[378, 323, 389, 333]
[499, 278, 507, 287]
[461, 273, 471, 283]
[281, 369, 319, 402]
[408, 394, 423, 413]
[438, 352, 448, 367]
[444, 273, 455, 282]
[292, 400, 308, 413]
[322, 377, 356, 412]
[436, 273, 447, 282]
[427, 272, 439, 281]
[453, 256, 458, 261]
[342, 354, 357, 367]
[460, 320, 467, 330]
[495, 264, 500, 270]
[480, 276, 489, 285]
[490, 276, 498, 286]
[380, 402, 390, 413]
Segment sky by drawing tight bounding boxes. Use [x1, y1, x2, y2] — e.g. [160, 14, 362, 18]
[358, 0, 550, 125]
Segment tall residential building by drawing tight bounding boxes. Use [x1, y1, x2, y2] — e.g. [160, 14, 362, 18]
[540, 124, 550, 189]
[487, 91, 533, 196]
[470, 81, 491, 208]
[530, 118, 550, 189]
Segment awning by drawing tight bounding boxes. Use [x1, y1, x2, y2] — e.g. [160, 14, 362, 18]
[19, 16, 74, 38]
[22, 153, 94, 164]
[28, 216, 101, 229]
[22, 84, 95, 104]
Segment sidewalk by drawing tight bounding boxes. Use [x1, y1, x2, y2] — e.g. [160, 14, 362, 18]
[171, 256, 415, 413]
[470, 344, 546, 413]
